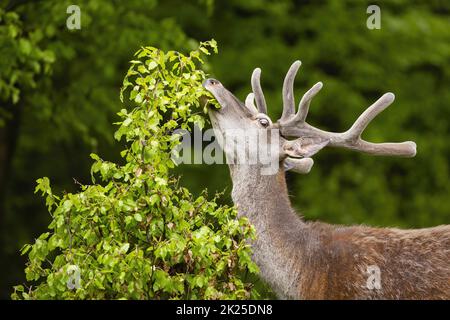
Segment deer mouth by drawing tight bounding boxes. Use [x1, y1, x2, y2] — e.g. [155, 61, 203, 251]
[202, 78, 234, 112]
[203, 79, 257, 120]
[202, 78, 222, 101]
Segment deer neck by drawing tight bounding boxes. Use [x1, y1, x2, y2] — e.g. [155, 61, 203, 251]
[229, 164, 295, 223]
[229, 164, 311, 299]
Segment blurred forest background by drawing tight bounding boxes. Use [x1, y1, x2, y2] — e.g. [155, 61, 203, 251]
[0, 0, 449, 298]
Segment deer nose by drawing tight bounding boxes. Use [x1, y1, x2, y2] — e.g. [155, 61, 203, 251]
[203, 78, 221, 88]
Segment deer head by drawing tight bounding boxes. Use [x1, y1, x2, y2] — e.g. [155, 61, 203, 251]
[203, 60, 417, 175]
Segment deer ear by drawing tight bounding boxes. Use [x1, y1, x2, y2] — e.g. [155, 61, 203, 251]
[282, 137, 329, 158]
[283, 157, 314, 174]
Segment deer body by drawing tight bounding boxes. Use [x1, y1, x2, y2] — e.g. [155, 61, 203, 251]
[231, 164, 450, 299]
[203, 61, 450, 299]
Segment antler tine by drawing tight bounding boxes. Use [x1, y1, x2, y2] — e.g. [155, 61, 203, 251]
[251, 68, 267, 114]
[295, 81, 323, 122]
[338, 92, 417, 157]
[245, 92, 258, 113]
[346, 93, 394, 139]
[280, 61, 302, 121]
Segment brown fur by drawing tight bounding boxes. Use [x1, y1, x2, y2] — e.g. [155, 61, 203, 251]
[231, 165, 450, 300]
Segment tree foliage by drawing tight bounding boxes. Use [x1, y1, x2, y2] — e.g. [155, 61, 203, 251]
[0, 7, 54, 116]
[0, 0, 206, 296]
[12, 42, 259, 300]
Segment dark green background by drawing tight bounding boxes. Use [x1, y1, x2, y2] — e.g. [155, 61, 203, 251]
[0, 0, 449, 299]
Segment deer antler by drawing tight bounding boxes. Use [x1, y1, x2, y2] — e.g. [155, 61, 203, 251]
[251, 68, 267, 114]
[254, 60, 416, 157]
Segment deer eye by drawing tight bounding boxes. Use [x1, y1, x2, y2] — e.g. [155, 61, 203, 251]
[258, 118, 270, 128]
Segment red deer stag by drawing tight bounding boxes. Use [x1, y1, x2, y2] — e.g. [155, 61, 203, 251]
[203, 61, 450, 299]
